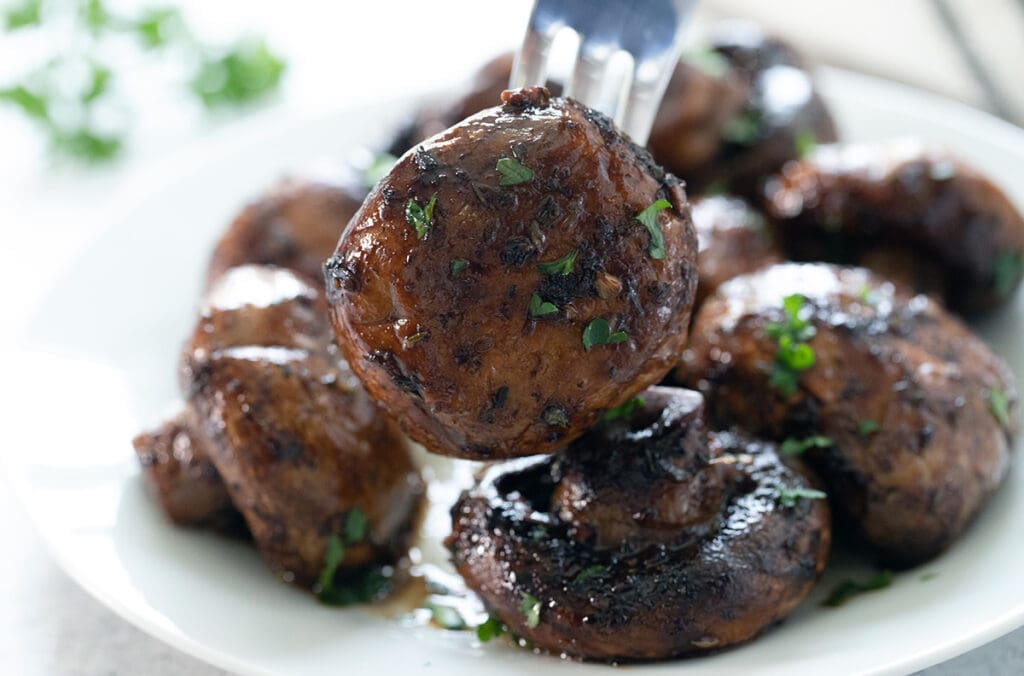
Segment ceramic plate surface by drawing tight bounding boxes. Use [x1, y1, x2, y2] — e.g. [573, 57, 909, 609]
[6, 69, 1024, 676]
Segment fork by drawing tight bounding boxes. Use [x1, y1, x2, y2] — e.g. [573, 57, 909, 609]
[510, 0, 698, 144]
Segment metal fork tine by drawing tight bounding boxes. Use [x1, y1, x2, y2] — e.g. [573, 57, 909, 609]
[619, 55, 681, 142]
[510, 29, 557, 90]
[564, 45, 611, 108]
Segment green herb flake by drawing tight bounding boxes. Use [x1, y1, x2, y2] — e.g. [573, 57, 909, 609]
[604, 396, 645, 422]
[722, 111, 761, 145]
[682, 46, 730, 78]
[317, 534, 345, 595]
[537, 249, 577, 276]
[476, 614, 506, 642]
[4, 0, 41, 30]
[776, 486, 827, 508]
[134, 7, 185, 49]
[823, 570, 893, 607]
[582, 317, 628, 351]
[857, 419, 880, 437]
[450, 259, 469, 277]
[780, 435, 832, 456]
[190, 37, 286, 108]
[344, 507, 367, 543]
[765, 294, 817, 396]
[318, 567, 391, 606]
[794, 129, 817, 158]
[528, 293, 558, 318]
[0, 85, 48, 121]
[496, 156, 533, 185]
[573, 565, 606, 585]
[405, 194, 437, 239]
[635, 198, 671, 260]
[519, 592, 541, 629]
[427, 602, 467, 630]
[987, 387, 1010, 428]
[363, 152, 397, 189]
[993, 251, 1023, 299]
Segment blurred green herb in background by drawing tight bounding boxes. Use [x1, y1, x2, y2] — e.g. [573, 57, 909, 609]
[0, 0, 287, 163]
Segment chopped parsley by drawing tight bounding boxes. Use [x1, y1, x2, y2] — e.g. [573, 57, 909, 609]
[450, 259, 469, 276]
[780, 435, 832, 456]
[635, 199, 671, 260]
[682, 46, 730, 78]
[476, 615, 506, 642]
[776, 486, 827, 508]
[405, 194, 437, 239]
[537, 249, 577, 276]
[427, 602, 467, 630]
[496, 156, 533, 185]
[582, 317, 628, 351]
[189, 38, 286, 108]
[519, 592, 541, 629]
[857, 419, 880, 437]
[317, 507, 377, 605]
[528, 293, 558, 317]
[795, 129, 817, 158]
[823, 570, 893, 607]
[765, 294, 817, 395]
[573, 565, 606, 584]
[987, 387, 1010, 428]
[993, 252, 1023, 298]
[603, 396, 645, 421]
[4, 0, 41, 30]
[363, 152, 397, 188]
[722, 110, 761, 145]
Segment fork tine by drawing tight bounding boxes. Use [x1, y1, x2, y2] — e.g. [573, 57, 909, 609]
[618, 56, 680, 142]
[564, 45, 611, 108]
[510, 29, 557, 90]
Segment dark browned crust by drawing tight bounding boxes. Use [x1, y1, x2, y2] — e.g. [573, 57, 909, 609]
[448, 387, 830, 661]
[328, 87, 698, 460]
[764, 142, 1024, 314]
[682, 262, 1018, 564]
[206, 178, 365, 288]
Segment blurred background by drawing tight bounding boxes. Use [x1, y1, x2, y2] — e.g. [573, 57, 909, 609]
[2, 1, 1023, 674]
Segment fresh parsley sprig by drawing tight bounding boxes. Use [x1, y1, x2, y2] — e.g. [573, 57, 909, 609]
[765, 294, 817, 395]
[635, 199, 671, 259]
[582, 317, 628, 351]
[823, 570, 893, 607]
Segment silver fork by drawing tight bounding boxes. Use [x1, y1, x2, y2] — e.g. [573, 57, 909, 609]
[510, 0, 698, 144]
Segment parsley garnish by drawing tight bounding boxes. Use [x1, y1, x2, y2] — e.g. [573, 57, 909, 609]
[823, 570, 893, 607]
[405, 194, 437, 239]
[776, 486, 827, 508]
[987, 387, 1010, 427]
[519, 592, 541, 628]
[190, 38, 286, 108]
[682, 46, 730, 78]
[135, 7, 185, 49]
[635, 199, 671, 260]
[427, 602, 467, 630]
[573, 565, 606, 584]
[857, 285, 876, 306]
[318, 534, 345, 594]
[993, 252, 1022, 298]
[795, 129, 817, 158]
[344, 506, 367, 542]
[450, 259, 469, 277]
[4, 0, 41, 30]
[780, 435, 832, 456]
[496, 157, 533, 185]
[317, 507, 376, 605]
[528, 293, 558, 317]
[722, 110, 761, 145]
[765, 294, 817, 395]
[537, 249, 577, 276]
[363, 152, 397, 189]
[857, 419, 880, 437]
[582, 317, 628, 351]
[604, 396, 645, 421]
[476, 615, 506, 642]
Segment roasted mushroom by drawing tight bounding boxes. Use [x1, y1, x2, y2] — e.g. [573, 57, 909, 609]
[326, 87, 698, 460]
[649, 21, 837, 198]
[682, 262, 1018, 564]
[449, 387, 830, 660]
[180, 265, 423, 587]
[764, 140, 1024, 314]
[206, 178, 365, 287]
[692, 195, 781, 308]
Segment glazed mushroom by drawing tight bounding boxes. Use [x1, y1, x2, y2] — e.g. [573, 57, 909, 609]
[448, 387, 830, 661]
[763, 140, 1024, 314]
[180, 265, 424, 588]
[648, 21, 838, 198]
[691, 195, 781, 308]
[206, 177, 366, 288]
[132, 413, 246, 535]
[681, 262, 1018, 564]
[326, 87, 698, 460]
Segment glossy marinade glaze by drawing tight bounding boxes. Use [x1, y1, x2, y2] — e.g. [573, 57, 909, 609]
[327, 87, 698, 460]
[448, 387, 830, 660]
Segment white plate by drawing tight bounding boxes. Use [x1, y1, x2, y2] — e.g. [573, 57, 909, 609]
[5, 69, 1024, 676]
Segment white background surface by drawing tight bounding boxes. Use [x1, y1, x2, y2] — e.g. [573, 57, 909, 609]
[2, 2, 1023, 674]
